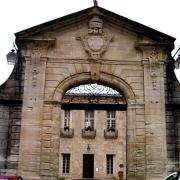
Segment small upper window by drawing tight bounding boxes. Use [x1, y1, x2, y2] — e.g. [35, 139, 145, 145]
[64, 110, 70, 128]
[84, 110, 94, 130]
[107, 110, 116, 130]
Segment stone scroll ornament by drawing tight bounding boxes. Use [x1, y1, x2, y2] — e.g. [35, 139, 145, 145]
[148, 48, 159, 65]
[77, 15, 113, 60]
[31, 49, 41, 87]
[148, 49, 159, 91]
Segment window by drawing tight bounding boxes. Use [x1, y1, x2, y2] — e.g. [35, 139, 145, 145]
[84, 110, 94, 129]
[62, 154, 70, 174]
[106, 155, 114, 175]
[107, 110, 116, 130]
[64, 110, 70, 127]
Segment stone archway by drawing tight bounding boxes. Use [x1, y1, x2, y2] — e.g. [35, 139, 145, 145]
[53, 72, 135, 103]
[40, 72, 137, 180]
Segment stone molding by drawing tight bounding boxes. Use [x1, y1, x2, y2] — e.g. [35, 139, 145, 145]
[53, 72, 136, 103]
[135, 42, 168, 64]
[21, 38, 56, 63]
[22, 39, 55, 87]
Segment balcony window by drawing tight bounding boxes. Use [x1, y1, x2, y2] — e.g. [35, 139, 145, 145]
[64, 110, 70, 128]
[107, 110, 116, 130]
[82, 110, 96, 138]
[84, 110, 94, 130]
[104, 110, 117, 138]
[60, 110, 74, 138]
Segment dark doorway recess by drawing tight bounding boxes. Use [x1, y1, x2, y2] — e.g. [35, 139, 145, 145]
[83, 154, 94, 178]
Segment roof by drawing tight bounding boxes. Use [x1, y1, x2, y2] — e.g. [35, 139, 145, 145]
[15, 5, 175, 45]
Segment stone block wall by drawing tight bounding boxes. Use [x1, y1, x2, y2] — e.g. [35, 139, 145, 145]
[0, 105, 22, 175]
[166, 109, 178, 171]
[0, 105, 9, 173]
[0, 59, 24, 175]
[58, 110, 126, 179]
[165, 60, 180, 172]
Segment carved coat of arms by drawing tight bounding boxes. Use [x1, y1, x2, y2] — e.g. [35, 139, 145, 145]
[77, 15, 113, 60]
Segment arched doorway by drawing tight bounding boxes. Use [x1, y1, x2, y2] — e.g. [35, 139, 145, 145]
[48, 73, 136, 180]
[59, 83, 126, 179]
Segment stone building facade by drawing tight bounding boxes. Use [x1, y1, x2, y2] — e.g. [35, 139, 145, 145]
[0, 5, 179, 180]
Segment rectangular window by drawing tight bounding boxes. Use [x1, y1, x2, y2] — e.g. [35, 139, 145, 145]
[62, 153, 70, 174]
[64, 110, 70, 127]
[107, 110, 116, 129]
[85, 110, 94, 129]
[106, 154, 113, 175]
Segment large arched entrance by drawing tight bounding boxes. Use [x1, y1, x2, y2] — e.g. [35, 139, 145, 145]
[46, 73, 137, 180]
[59, 83, 126, 179]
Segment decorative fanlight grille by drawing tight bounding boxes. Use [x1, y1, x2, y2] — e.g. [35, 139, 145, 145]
[65, 83, 121, 97]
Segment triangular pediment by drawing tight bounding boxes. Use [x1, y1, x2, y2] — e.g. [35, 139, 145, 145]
[15, 6, 175, 45]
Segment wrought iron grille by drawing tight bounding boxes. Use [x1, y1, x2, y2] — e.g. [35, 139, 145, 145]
[65, 83, 121, 97]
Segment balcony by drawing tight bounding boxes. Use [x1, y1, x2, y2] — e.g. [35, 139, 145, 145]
[60, 128, 74, 138]
[104, 129, 118, 139]
[82, 128, 96, 138]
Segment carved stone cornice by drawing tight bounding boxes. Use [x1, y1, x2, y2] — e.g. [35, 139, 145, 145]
[18, 38, 56, 46]
[135, 42, 172, 48]
[137, 42, 167, 92]
[20, 38, 55, 87]
[20, 38, 56, 58]
[135, 42, 168, 65]
[20, 38, 55, 65]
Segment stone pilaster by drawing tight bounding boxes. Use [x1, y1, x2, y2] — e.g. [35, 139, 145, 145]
[40, 104, 61, 180]
[126, 102, 137, 179]
[135, 103, 146, 180]
[141, 47, 167, 179]
[18, 39, 55, 180]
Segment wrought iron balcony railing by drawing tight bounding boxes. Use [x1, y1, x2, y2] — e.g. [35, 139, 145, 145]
[104, 129, 118, 139]
[82, 129, 96, 138]
[60, 128, 74, 138]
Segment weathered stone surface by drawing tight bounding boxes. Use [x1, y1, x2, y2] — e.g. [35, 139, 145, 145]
[0, 5, 179, 180]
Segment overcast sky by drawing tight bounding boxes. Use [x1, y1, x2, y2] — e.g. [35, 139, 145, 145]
[0, 0, 180, 85]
